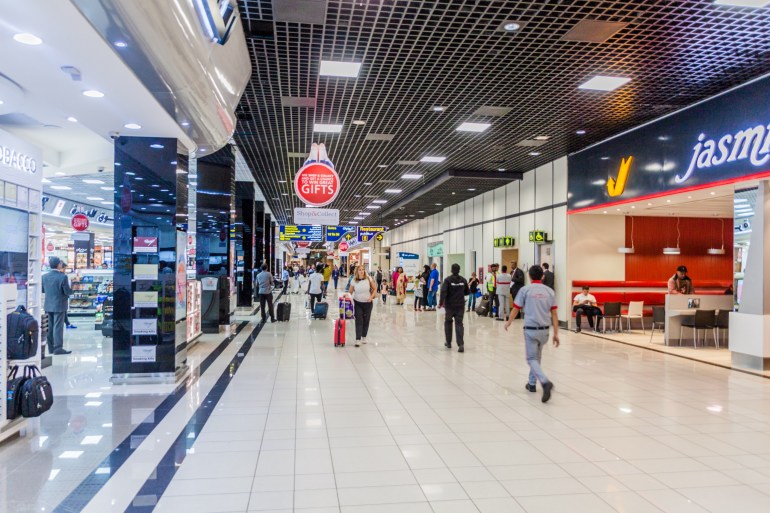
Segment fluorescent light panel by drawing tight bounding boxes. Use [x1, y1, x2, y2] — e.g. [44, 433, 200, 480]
[715, 0, 770, 7]
[319, 61, 362, 77]
[401, 174, 422, 179]
[578, 75, 632, 91]
[313, 123, 343, 133]
[384, 189, 402, 193]
[457, 122, 491, 133]
[420, 156, 446, 163]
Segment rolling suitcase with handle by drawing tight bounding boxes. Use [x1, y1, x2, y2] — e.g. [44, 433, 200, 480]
[313, 301, 329, 320]
[276, 295, 291, 322]
[334, 319, 346, 347]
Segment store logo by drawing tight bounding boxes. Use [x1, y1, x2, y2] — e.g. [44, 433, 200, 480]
[607, 156, 633, 197]
[679, 124, 770, 184]
[0, 144, 37, 174]
[194, 0, 238, 45]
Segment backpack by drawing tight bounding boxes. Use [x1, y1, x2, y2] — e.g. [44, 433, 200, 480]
[7, 305, 39, 360]
[20, 365, 54, 418]
[6, 365, 27, 420]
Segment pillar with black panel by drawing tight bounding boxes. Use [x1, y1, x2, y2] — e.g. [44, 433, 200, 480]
[264, 214, 273, 274]
[235, 182, 255, 307]
[254, 201, 265, 270]
[111, 137, 189, 384]
[196, 146, 235, 333]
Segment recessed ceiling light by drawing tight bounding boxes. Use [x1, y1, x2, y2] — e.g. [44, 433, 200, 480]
[666, 199, 671, 203]
[435, 203, 442, 206]
[715, 0, 770, 6]
[100, 201, 113, 206]
[13, 33, 43, 45]
[354, 194, 362, 197]
[82, 179, 105, 184]
[533, 135, 550, 141]
[710, 191, 716, 195]
[282, 193, 288, 196]
[373, 200, 387, 204]
[348, 221, 359, 224]
[384, 189, 402, 194]
[457, 122, 491, 133]
[124, 123, 141, 130]
[100, 186, 114, 191]
[432, 106, 445, 112]
[648, 202, 653, 206]
[421, 156, 446, 163]
[378, 164, 388, 168]
[529, 151, 542, 156]
[576, 129, 586, 135]
[319, 60, 362, 77]
[55, 171, 66, 176]
[313, 123, 343, 133]
[67, 116, 78, 123]
[578, 75, 631, 92]
[352, 120, 366, 126]
[113, 41, 128, 48]
[150, 143, 164, 149]
[363, 182, 373, 186]
[468, 188, 476, 191]
[418, 210, 425, 213]
[87, 197, 105, 201]
[503, 22, 522, 31]
[0, 100, 4, 105]
[631, 205, 636, 209]
[402, 174, 422, 179]
[50, 185, 72, 190]
[367, 205, 381, 209]
[42, 178, 52, 183]
[82, 90, 105, 98]
[497, 168, 506, 172]
[603, 211, 608, 214]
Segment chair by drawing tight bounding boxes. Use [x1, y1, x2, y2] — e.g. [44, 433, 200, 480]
[621, 301, 645, 333]
[601, 302, 622, 333]
[649, 306, 665, 343]
[714, 309, 730, 348]
[679, 309, 716, 348]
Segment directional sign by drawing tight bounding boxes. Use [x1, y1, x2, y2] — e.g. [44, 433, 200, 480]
[325, 225, 357, 243]
[375, 233, 384, 241]
[279, 225, 323, 242]
[344, 231, 355, 242]
[357, 226, 388, 242]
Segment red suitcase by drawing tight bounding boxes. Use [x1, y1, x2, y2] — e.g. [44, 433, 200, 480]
[334, 319, 346, 347]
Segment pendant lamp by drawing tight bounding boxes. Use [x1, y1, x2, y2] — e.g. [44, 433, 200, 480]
[618, 215, 635, 253]
[707, 217, 726, 255]
[663, 217, 681, 255]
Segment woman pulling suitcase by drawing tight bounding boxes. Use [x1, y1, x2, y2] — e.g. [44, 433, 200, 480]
[348, 266, 377, 347]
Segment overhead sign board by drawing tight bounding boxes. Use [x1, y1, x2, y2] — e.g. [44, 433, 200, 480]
[279, 225, 323, 242]
[71, 213, 89, 232]
[493, 237, 515, 248]
[568, 74, 770, 212]
[294, 207, 339, 226]
[294, 143, 341, 207]
[0, 127, 42, 190]
[357, 226, 388, 242]
[326, 225, 357, 242]
[528, 231, 548, 243]
[339, 241, 349, 252]
[427, 241, 444, 257]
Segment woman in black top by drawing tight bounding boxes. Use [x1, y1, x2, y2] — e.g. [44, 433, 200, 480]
[420, 265, 431, 310]
[467, 272, 479, 312]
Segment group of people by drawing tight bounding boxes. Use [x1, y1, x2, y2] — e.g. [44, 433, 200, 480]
[480, 261, 554, 321]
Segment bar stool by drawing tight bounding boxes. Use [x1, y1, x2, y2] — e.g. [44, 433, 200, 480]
[649, 306, 665, 343]
[714, 310, 729, 348]
[601, 302, 622, 333]
[679, 309, 716, 348]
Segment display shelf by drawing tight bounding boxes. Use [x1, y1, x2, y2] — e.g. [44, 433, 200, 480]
[68, 270, 113, 317]
[1, 283, 31, 443]
[186, 280, 202, 343]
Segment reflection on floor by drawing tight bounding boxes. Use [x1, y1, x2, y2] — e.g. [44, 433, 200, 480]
[2, 291, 770, 513]
[578, 328, 770, 379]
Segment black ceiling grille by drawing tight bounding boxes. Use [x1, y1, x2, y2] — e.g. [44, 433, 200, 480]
[235, 0, 770, 226]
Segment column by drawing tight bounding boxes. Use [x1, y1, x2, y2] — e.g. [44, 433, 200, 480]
[254, 201, 265, 269]
[235, 181, 255, 306]
[264, 214, 273, 274]
[112, 137, 189, 383]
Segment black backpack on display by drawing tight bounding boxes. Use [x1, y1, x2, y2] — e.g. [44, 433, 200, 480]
[20, 365, 53, 418]
[7, 305, 39, 360]
[6, 365, 27, 420]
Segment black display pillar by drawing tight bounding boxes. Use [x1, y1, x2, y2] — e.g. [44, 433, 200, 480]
[112, 136, 189, 383]
[196, 146, 235, 332]
[254, 202, 265, 269]
[264, 213, 273, 275]
[235, 181, 255, 306]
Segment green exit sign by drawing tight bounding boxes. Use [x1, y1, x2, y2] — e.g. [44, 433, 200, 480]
[493, 237, 515, 248]
[529, 231, 548, 243]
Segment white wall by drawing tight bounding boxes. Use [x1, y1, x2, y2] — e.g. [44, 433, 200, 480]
[566, 214, 626, 284]
[383, 157, 571, 320]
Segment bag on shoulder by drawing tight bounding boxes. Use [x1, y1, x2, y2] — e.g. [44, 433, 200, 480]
[7, 305, 39, 360]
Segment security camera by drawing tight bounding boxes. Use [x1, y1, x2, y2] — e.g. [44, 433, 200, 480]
[109, 131, 120, 140]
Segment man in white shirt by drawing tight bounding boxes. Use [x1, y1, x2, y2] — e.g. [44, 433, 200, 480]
[572, 286, 602, 333]
[495, 265, 512, 321]
[307, 264, 325, 312]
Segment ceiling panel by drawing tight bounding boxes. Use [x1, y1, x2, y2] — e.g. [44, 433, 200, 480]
[235, 0, 770, 226]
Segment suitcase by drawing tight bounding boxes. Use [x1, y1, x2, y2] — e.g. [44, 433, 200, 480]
[20, 365, 53, 418]
[475, 297, 490, 316]
[277, 300, 291, 322]
[334, 319, 346, 347]
[313, 302, 329, 319]
[6, 366, 27, 420]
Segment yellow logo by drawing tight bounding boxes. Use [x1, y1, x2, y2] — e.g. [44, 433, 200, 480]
[606, 156, 633, 197]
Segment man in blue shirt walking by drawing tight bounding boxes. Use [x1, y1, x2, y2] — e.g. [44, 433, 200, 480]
[427, 263, 440, 311]
[256, 264, 276, 323]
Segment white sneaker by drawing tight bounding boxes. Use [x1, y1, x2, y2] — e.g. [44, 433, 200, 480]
[362, 337, 367, 344]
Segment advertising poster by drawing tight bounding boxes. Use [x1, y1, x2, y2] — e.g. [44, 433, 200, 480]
[133, 291, 158, 308]
[132, 318, 157, 336]
[134, 264, 158, 280]
[176, 231, 187, 321]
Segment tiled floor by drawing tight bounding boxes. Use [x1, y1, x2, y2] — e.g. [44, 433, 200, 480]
[3, 291, 770, 513]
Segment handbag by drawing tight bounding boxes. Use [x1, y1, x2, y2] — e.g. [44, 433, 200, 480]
[414, 287, 423, 298]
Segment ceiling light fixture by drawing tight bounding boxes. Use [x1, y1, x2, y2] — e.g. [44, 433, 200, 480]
[82, 179, 105, 184]
[373, 200, 387, 204]
[468, 188, 476, 191]
[113, 40, 128, 48]
[352, 120, 366, 126]
[313, 123, 343, 133]
[384, 189, 402, 194]
[576, 130, 586, 135]
[715, 0, 770, 6]
[124, 123, 142, 130]
[421, 156, 446, 163]
[67, 116, 78, 123]
[534, 135, 550, 141]
[663, 217, 681, 255]
[50, 186, 72, 190]
[87, 197, 105, 201]
[708, 218, 726, 255]
[150, 143, 164, 149]
[457, 122, 491, 133]
[503, 22, 522, 31]
[319, 60, 362, 77]
[618, 215, 635, 254]
[529, 152, 542, 156]
[13, 33, 43, 45]
[498, 168, 506, 172]
[401, 174, 422, 179]
[578, 75, 632, 92]
[378, 164, 388, 168]
[82, 90, 105, 98]
[432, 106, 445, 112]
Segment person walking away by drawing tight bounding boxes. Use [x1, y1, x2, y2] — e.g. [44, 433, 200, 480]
[256, 264, 276, 323]
[484, 263, 499, 317]
[542, 263, 555, 290]
[307, 265, 325, 313]
[42, 256, 74, 355]
[322, 263, 332, 297]
[495, 265, 512, 321]
[467, 272, 479, 312]
[440, 263, 469, 352]
[510, 261, 525, 319]
[396, 267, 407, 305]
[427, 263, 440, 311]
[376, 268, 383, 294]
[412, 275, 423, 310]
[282, 266, 290, 292]
[420, 265, 431, 311]
[504, 265, 560, 403]
[572, 285, 602, 333]
[349, 266, 377, 346]
[332, 265, 339, 290]
[380, 279, 389, 304]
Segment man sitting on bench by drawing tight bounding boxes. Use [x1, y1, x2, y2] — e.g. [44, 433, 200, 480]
[573, 286, 602, 333]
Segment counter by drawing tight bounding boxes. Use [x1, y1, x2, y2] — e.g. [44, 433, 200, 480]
[664, 294, 734, 346]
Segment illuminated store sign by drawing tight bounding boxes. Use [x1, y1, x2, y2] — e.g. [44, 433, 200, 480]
[568, 75, 770, 212]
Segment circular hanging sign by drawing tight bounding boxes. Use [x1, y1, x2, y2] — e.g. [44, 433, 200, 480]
[296, 241, 311, 248]
[294, 162, 341, 207]
[339, 241, 349, 252]
[71, 213, 89, 231]
[46, 242, 54, 252]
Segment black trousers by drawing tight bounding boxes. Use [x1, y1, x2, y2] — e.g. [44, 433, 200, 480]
[309, 293, 322, 311]
[353, 300, 373, 340]
[259, 293, 275, 321]
[444, 305, 465, 347]
[488, 290, 498, 317]
[574, 305, 602, 328]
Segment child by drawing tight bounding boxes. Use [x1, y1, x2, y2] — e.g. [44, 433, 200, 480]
[380, 279, 389, 304]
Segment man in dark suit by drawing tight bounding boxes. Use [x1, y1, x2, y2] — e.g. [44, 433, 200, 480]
[542, 263, 555, 290]
[42, 257, 73, 355]
[510, 261, 525, 320]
